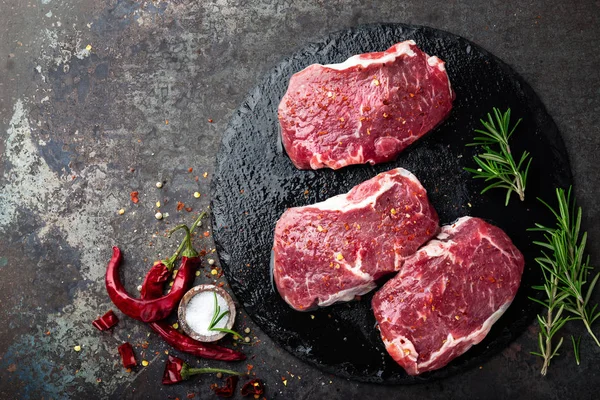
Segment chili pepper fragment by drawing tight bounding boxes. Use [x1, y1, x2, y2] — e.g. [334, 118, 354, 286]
[162, 355, 240, 385]
[92, 310, 119, 331]
[241, 379, 265, 397]
[118, 342, 137, 368]
[212, 375, 239, 398]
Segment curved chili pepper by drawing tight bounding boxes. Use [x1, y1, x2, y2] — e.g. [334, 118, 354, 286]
[147, 319, 246, 361]
[162, 355, 240, 385]
[106, 246, 198, 322]
[141, 260, 246, 361]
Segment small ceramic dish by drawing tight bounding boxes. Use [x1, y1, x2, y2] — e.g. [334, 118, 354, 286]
[178, 284, 236, 342]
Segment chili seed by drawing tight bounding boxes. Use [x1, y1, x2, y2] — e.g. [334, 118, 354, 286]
[74, 345, 81, 352]
[244, 328, 251, 334]
[155, 212, 163, 220]
[156, 182, 163, 188]
[193, 192, 201, 198]
[216, 372, 223, 379]
[118, 209, 125, 215]
[208, 259, 215, 265]
[141, 360, 149, 367]
[244, 337, 251, 343]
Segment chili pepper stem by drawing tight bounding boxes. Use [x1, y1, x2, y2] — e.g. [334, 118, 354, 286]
[164, 211, 207, 270]
[186, 367, 241, 376]
[169, 225, 198, 258]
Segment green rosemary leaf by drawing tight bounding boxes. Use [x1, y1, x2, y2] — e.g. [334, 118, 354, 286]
[530, 186, 600, 374]
[465, 107, 531, 204]
[571, 336, 581, 365]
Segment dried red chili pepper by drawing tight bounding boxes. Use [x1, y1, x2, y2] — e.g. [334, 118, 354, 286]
[212, 376, 239, 398]
[105, 225, 199, 322]
[92, 310, 119, 331]
[118, 342, 136, 368]
[162, 355, 240, 385]
[139, 261, 170, 299]
[241, 379, 265, 397]
[140, 211, 206, 298]
[147, 320, 246, 361]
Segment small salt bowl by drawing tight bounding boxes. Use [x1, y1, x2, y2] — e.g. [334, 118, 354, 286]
[178, 284, 236, 342]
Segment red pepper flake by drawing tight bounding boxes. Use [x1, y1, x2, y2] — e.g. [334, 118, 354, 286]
[188, 167, 193, 173]
[194, 176, 199, 182]
[203, 231, 210, 237]
[208, 119, 213, 123]
[92, 310, 119, 331]
[118, 343, 137, 369]
[186, 393, 196, 399]
[241, 379, 265, 397]
[185, 207, 193, 212]
[130, 191, 139, 204]
[212, 375, 238, 397]
[177, 201, 185, 211]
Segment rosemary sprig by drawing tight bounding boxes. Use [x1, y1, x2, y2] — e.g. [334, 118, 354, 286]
[464, 107, 532, 205]
[529, 277, 570, 375]
[208, 292, 243, 340]
[530, 187, 600, 374]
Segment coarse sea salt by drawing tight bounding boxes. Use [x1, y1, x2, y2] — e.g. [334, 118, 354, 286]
[185, 291, 230, 336]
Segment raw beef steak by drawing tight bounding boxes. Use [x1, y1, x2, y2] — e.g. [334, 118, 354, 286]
[278, 40, 454, 170]
[272, 168, 439, 311]
[372, 216, 524, 375]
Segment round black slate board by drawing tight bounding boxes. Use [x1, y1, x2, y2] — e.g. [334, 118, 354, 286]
[210, 24, 572, 384]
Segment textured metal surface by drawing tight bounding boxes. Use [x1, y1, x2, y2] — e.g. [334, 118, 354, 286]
[211, 23, 571, 384]
[0, 0, 598, 398]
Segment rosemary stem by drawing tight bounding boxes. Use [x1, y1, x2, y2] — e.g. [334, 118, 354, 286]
[515, 174, 525, 201]
[541, 277, 559, 376]
[580, 305, 600, 347]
